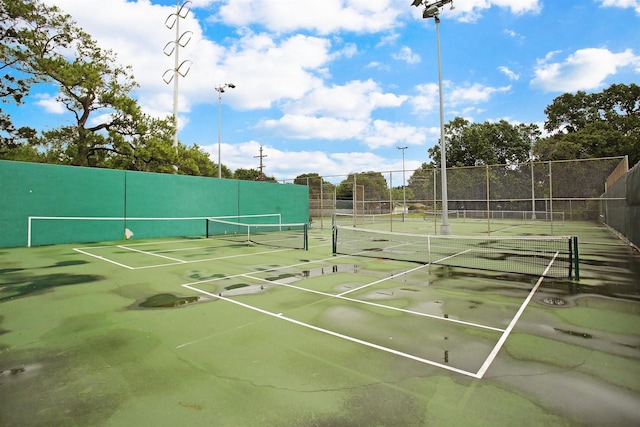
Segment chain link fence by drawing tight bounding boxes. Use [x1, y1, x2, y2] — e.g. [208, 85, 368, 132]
[601, 157, 639, 248]
[291, 157, 627, 234]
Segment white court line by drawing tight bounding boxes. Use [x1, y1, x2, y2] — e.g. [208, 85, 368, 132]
[73, 238, 205, 250]
[73, 244, 314, 270]
[474, 252, 560, 379]
[72, 248, 135, 270]
[129, 246, 301, 270]
[245, 274, 505, 333]
[180, 254, 352, 287]
[117, 245, 186, 263]
[73, 239, 333, 270]
[337, 249, 473, 298]
[182, 284, 479, 378]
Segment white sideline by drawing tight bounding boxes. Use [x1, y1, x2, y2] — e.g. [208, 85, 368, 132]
[474, 251, 560, 378]
[182, 284, 480, 378]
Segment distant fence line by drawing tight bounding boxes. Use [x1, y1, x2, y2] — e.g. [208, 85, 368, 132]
[289, 157, 627, 227]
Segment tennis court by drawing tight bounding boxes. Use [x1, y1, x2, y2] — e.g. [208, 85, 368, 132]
[1, 219, 639, 426]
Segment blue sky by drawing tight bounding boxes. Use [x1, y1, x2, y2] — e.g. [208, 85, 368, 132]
[14, 0, 640, 182]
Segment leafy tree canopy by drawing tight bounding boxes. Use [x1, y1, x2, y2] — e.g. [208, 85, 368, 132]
[293, 173, 336, 194]
[538, 83, 639, 165]
[336, 171, 389, 201]
[234, 168, 276, 182]
[428, 118, 535, 167]
[0, 0, 192, 174]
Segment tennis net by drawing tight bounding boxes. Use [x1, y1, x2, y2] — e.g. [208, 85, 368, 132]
[332, 226, 578, 279]
[206, 218, 308, 250]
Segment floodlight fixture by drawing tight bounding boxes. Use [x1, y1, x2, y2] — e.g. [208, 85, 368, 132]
[424, 6, 439, 18]
[411, 0, 455, 16]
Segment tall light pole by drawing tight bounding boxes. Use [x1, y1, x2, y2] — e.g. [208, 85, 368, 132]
[412, 0, 453, 235]
[397, 146, 408, 222]
[530, 144, 536, 220]
[215, 83, 235, 179]
[163, 0, 192, 148]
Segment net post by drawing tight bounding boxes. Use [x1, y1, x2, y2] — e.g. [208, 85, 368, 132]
[304, 223, 309, 250]
[205, 218, 210, 238]
[27, 216, 32, 247]
[572, 236, 580, 281]
[332, 226, 337, 254]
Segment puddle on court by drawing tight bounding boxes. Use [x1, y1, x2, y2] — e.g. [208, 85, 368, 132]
[430, 262, 640, 312]
[262, 264, 360, 282]
[301, 264, 359, 278]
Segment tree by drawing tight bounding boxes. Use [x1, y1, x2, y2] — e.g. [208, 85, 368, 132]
[0, 0, 179, 171]
[293, 173, 335, 195]
[390, 186, 415, 204]
[429, 118, 533, 167]
[234, 168, 276, 182]
[538, 83, 640, 165]
[0, 0, 56, 151]
[408, 163, 435, 203]
[336, 172, 389, 201]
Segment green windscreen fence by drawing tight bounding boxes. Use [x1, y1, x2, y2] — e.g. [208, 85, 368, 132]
[0, 160, 309, 248]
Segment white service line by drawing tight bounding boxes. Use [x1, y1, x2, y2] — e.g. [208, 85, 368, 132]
[246, 274, 505, 333]
[474, 251, 560, 379]
[337, 263, 430, 297]
[180, 254, 352, 287]
[72, 248, 135, 270]
[182, 284, 479, 378]
[338, 249, 473, 297]
[117, 245, 186, 263]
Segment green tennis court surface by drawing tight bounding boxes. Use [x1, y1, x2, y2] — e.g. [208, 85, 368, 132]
[1, 223, 639, 426]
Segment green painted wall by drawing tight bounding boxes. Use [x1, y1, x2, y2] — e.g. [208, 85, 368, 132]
[0, 160, 308, 248]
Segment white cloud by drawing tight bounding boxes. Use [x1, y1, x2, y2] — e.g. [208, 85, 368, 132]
[35, 94, 66, 114]
[223, 33, 332, 110]
[449, 83, 511, 105]
[491, 0, 541, 14]
[260, 115, 368, 140]
[200, 140, 401, 180]
[330, 151, 396, 175]
[376, 33, 400, 48]
[282, 79, 407, 121]
[412, 82, 510, 113]
[363, 120, 426, 149]
[450, 0, 542, 22]
[411, 83, 441, 114]
[392, 46, 421, 64]
[498, 66, 520, 81]
[598, 0, 640, 14]
[531, 48, 639, 92]
[200, 141, 339, 178]
[217, 0, 404, 34]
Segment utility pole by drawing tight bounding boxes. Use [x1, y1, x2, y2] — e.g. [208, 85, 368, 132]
[255, 146, 267, 181]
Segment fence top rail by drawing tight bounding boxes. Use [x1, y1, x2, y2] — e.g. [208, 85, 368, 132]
[278, 156, 628, 182]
